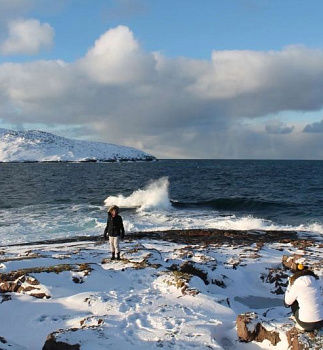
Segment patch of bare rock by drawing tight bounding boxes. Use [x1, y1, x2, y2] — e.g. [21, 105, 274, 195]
[236, 312, 323, 349]
[0, 271, 50, 299]
[42, 331, 80, 350]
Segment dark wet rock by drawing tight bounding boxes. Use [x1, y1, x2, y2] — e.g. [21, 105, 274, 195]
[169, 261, 209, 285]
[236, 312, 281, 346]
[0, 264, 91, 276]
[264, 268, 289, 294]
[290, 240, 315, 249]
[138, 229, 299, 246]
[9, 228, 300, 248]
[72, 277, 84, 284]
[218, 297, 231, 307]
[211, 277, 227, 288]
[42, 331, 80, 350]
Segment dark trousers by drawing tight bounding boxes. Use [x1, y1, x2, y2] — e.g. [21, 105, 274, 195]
[291, 301, 323, 332]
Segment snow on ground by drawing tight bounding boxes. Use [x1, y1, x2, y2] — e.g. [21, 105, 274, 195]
[0, 235, 322, 349]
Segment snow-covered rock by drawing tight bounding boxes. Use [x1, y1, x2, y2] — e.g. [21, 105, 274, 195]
[0, 129, 156, 162]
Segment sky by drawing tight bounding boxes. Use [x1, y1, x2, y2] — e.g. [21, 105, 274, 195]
[1, 0, 323, 159]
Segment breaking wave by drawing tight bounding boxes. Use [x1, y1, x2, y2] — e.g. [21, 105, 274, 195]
[104, 177, 171, 211]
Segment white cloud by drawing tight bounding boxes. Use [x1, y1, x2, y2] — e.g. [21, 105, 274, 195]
[1, 18, 54, 55]
[187, 46, 323, 114]
[79, 25, 156, 84]
[1, 26, 323, 158]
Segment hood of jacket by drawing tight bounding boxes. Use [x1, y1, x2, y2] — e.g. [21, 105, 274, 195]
[108, 205, 119, 215]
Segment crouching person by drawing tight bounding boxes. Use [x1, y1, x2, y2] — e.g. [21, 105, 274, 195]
[285, 264, 323, 332]
[104, 205, 125, 260]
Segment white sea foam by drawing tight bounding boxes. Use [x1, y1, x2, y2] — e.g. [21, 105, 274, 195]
[0, 204, 102, 245]
[125, 211, 276, 233]
[209, 216, 323, 235]
[2, 205, 323, 246]
[104, 177, 171, 211]
[2, 176, 323, 246]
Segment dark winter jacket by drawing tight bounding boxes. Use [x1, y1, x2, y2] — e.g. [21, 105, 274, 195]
[103, 206, 125, 239]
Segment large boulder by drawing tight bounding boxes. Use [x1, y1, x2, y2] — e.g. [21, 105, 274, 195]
[236, 313, 281, 346]
[42, 331, 80, 350]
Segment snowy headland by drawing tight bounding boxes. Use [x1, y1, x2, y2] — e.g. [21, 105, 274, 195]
[0, 229, 322, 349]
[0, 129, 156, 163]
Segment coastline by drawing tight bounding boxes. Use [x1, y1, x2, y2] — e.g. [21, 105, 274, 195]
[0, 228, 302, 248]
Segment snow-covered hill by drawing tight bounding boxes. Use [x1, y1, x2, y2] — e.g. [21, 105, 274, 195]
[0, 129, 156, 162]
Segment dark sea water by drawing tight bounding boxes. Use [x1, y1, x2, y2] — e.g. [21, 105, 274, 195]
[1, 160, 323, 245]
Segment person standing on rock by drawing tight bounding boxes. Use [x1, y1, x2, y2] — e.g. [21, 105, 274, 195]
[104, 205, 125, 260]
[285, 264, 323, 332]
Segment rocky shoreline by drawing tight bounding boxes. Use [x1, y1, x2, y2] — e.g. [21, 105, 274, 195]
[2, 228, 301, 247]
[0, 229, 322, 349]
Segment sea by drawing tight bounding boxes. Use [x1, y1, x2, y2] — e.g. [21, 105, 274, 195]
[1, 159, 323, 246]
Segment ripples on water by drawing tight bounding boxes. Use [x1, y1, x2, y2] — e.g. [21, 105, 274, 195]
[1, 160, 323, 244]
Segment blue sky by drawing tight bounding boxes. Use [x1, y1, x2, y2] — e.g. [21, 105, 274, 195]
[1, 0, 323, 159]
[4, 0, 323, 61]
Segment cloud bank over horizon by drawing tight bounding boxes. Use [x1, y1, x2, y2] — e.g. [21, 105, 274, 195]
[1, 25, 323, 159]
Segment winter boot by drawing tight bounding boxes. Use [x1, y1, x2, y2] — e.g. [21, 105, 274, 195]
[117, 252, 121, 260]
[111, 252, 116, 260]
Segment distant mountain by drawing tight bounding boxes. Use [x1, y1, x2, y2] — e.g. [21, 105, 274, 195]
[0, 129, 156, 163]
